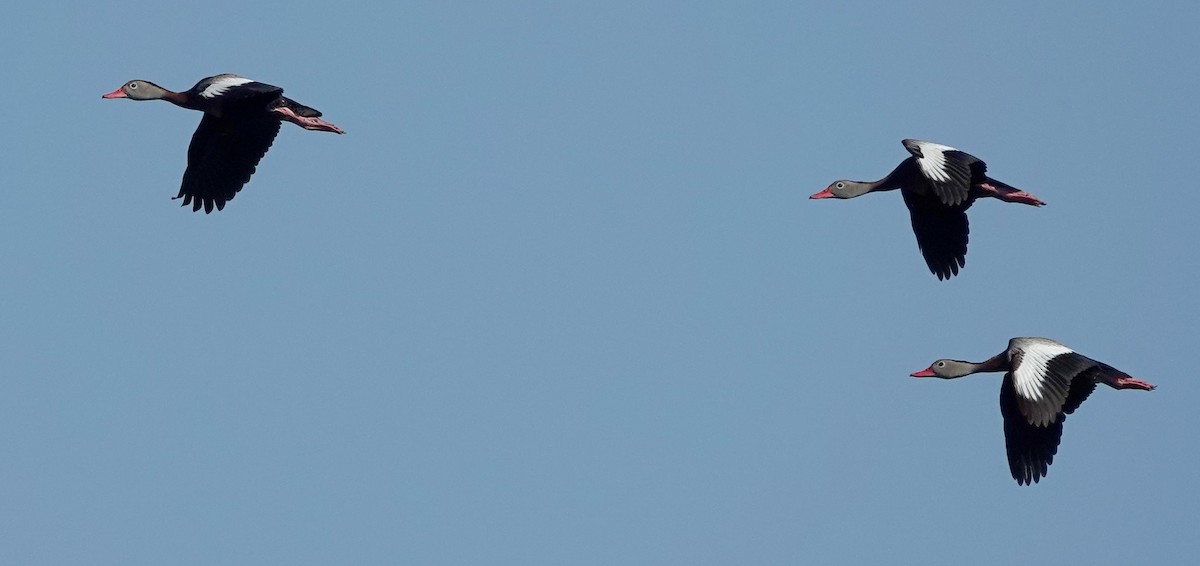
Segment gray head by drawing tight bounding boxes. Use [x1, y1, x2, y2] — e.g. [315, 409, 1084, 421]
[810, 180, 874, 200]
[911, 359, 977, 379]
[102, 80, 170, 101]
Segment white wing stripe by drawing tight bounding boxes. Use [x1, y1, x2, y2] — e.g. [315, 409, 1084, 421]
[200, 76, 255, 98]
[911, 140, 957, 183]
[1012, 343, 1073, 401]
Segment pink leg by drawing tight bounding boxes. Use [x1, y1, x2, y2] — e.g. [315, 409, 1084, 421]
[999, 190, 1046, 206]
[1113, 376, 1156, 391]
[271, 106, 345, 134]
[977, 182, 1045, 206]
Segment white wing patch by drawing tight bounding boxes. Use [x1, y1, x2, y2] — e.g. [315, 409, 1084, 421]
[1011, 341, 1074, 425]
[200, 76, 255, 98]
[911, 140, 958, 183]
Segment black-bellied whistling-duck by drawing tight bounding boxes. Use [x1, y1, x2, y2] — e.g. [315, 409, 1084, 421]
[103, 74, 344, 213]
[912, 337, 1155, 485]
[811, 139, 1044, 280]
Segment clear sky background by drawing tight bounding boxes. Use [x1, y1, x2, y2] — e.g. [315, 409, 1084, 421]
[1, 1, 1197, 564]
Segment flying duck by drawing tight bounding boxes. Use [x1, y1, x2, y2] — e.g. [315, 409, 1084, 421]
[812, 139, 1044, 280]
[912, 337, 1155, 485]
[103, 74, 344, 213]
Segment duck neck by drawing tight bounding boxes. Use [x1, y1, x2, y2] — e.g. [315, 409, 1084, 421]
[868, 161, 914, 192]
[969, 353, 1009, 374]
[161, 90, 195, 109]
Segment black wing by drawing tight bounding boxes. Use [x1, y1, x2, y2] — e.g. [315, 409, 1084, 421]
[901, 188, 971, 280]
[902, 139, 984, 206]
[1013, 351, 1100, 425]
[177, 106, 282, 213]
[1062, 366, 1100, 416]
[190, 75, 283, 103]
[1000, 373, 1065, 485]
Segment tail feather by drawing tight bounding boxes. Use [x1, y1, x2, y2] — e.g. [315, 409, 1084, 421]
[273, 97, 323, 117]
[982, 175, 1021, 192]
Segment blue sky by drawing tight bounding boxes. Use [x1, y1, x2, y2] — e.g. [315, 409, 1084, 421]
[1, 1, 1198, 564]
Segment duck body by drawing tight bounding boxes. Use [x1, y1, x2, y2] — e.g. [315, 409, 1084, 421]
[103, 74, 344, 213]
[913, 337, 1155, 485]
[812, 139, 1044, 280]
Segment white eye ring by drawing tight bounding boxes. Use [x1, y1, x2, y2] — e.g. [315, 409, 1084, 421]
[835, 182, 844, 189]
[936, 361, 945, 367]
[128, 82, 138, 89]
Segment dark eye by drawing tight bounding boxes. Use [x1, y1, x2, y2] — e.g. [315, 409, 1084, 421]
[835, 182, 844, 189]
[128, 82, 138, 90]
[936, 361, 945, 367]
